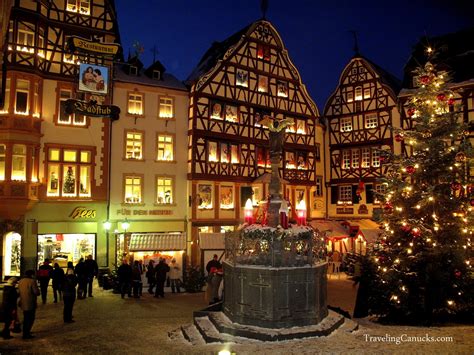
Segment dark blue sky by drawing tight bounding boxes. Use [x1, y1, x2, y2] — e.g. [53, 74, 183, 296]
[115, 0, 473, 109]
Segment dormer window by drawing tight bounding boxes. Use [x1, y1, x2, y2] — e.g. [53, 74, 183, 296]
[152, 70, 161, 80]
[355, 87, 363, 101]
[129, 66, 138, 76]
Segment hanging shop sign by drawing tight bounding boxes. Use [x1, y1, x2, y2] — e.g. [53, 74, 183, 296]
[116, 208, 174, 216]
[65, 99, 120, 120]
[78, 63, 109, 95]
[69, 207, 97, 219]
[67, 36, 121, 57]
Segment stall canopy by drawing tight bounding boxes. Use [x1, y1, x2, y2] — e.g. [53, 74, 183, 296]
[199, 233, 225, 250]
[129, 233, 186, 251]
[310, 220, 350, 239]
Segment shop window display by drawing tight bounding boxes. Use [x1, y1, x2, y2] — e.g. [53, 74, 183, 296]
[38, 233, 95, 268]
[3, 232, 22, 276]
[220, 185, 234, 209]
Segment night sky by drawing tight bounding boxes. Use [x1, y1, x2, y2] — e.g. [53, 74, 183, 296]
[115, 0, 473, 109]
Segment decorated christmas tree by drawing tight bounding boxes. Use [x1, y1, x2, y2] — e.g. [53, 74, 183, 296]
[369, 55, 473, 323]
[63, 166, 76, 194]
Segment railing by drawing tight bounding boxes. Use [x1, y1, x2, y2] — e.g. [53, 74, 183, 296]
[225, 224, 326, 267]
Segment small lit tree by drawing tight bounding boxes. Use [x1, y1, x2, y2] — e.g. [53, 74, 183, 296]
[369, 56, 473, 323]
[63, 166, 75, 194]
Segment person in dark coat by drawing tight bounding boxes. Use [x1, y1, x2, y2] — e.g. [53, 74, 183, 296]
[206, 254, 222, 274]
[18, 270, 40, 339]
[154, 258, 170, 298]
[146, 260, 156, 294]
[51, 263, 65, 303]
[74, 258, 87, 299]
[131, 261, 142, 298]
[62, 267, 77, 323]
[37, 259, 53, 304]
[2, 277, 19, 339]
[83, 254, 98, 297]
[117, 260, 132, 299]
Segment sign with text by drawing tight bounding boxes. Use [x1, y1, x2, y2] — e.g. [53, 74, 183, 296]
[65, 99, 120, 120]
[67, 36, 121, 57]
[116, 208, 174, 216]
[69, 207, 97, 219]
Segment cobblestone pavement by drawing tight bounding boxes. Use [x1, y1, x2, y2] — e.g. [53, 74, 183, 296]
[0, 278, 472, 355]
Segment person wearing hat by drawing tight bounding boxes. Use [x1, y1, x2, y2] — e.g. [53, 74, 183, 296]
[2, 277, 19, 339]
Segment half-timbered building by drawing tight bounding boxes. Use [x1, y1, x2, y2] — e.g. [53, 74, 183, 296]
[0, 0, 120, 278]
[323, 54, 401, 244]
[185, 19, 324, 266]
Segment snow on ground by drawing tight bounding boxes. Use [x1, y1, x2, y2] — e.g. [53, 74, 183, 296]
[0, 276, 472, 354]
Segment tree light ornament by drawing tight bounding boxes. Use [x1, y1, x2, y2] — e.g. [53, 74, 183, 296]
[405, 165, 416, 174]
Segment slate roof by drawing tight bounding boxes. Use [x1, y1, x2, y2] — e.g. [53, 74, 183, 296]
[186, 23, 253, 86]
[402, 27, 474, 88]
[360, 55, 402, 95]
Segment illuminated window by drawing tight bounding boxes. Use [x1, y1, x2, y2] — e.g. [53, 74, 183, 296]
[159, 97, 174, 118]
[374, 184, 386, 204]
[66, 0, 90, 15]
[355, 87, 362, 101]
[125, 132, 143, 160]
[277, 81, 288, 97]
[296, 120, 306, 134]
[231, 145, 239, 164]
[156, 177, 173, 204]
[339, 185, 353, 202]
[361, 148, 370, 168]
[258, 76, 268, 93]
[340, 118, 352, 132]
[346, 92, 353, 103]
[124, 176, 142, 204]
[365, 113, 378, 129]
[208, 141, 218, 162]
[128, 93, 143, 115]
[220, 185, 234, 209]
[15, 79, 29, 114]
[0, 79, 10, 113]
[220, 143, 229, 163]
[37, 28, 45, 58]
[225, 105, 238, 122]
[372, 149, 381, 167]
[257, 147, 270, 168]
[16, 23, 34, 53]
[157, 135, 173, 161]
[236, 69, 248, 87]
[0, 144, 5, 180]
[12, 144, 26, 181]
[352, 149, 359, 168]
[342, 150, 351, 169]
[33, 83, 40, 117]
[58, 89, 86, 126]
[363, 88, 371, 99]
[46, 146, 93, 197]
[257, 43, 270, 61]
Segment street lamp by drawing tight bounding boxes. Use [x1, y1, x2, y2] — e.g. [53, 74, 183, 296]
[103, 220, 112, 230]
[121, 219, 130, 232]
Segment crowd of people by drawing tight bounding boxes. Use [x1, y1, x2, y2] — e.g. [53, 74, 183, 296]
[2, 254, 224, 340]
[1, 255, 98, 340]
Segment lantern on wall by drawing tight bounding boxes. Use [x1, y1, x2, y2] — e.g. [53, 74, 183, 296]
[244, 198, 254, 224]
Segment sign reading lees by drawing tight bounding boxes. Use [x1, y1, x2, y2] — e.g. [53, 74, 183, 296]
[65, 99, 120, 120]
[67, 36, 121, 56]
[70, 207, 97, 219]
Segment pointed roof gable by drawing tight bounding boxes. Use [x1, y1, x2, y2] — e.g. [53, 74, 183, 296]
[144, 59, 166, 77]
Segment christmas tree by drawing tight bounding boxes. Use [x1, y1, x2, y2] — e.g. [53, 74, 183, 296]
[63, 166, 76, 194]
[369, 55, 473, 323]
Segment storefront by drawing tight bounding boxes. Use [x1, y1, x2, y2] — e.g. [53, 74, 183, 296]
[37, 233, 96, 269]
[22, 202, 107, 273]
[198, 232, 226, 273]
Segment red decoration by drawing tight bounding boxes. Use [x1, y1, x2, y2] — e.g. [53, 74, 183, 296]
[470, 199, 474, 207]
[384, 202, 393, 213]
[451, 182, 462, 191]
[405, 166, 416, 174]
[411, 228, 421, 237]
[407, 108, 416, 117]
[356, 181, 365, 196]
[447, 98, 455, 106]
[401, 225, 411, 233]
[436, 94, 446, 102]
[395, 133, 404, 142]
[419, 75, 431, 85]
[455, 270, 462, 278]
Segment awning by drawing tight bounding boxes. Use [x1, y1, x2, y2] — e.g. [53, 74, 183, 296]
[350, 219, 382, 243]
[310, 220, 350, 239]
[129, 233, 186, 251]
[199, 233, 225, 250]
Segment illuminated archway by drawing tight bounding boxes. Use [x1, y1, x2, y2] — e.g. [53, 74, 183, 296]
[3, 231, 22, 277]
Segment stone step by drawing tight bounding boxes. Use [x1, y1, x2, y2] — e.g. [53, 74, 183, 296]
[180, 324, 206, 345]
[208, 310, 346, 342]
[167, 328, 186, 343]
[194, 316, 244, 344]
